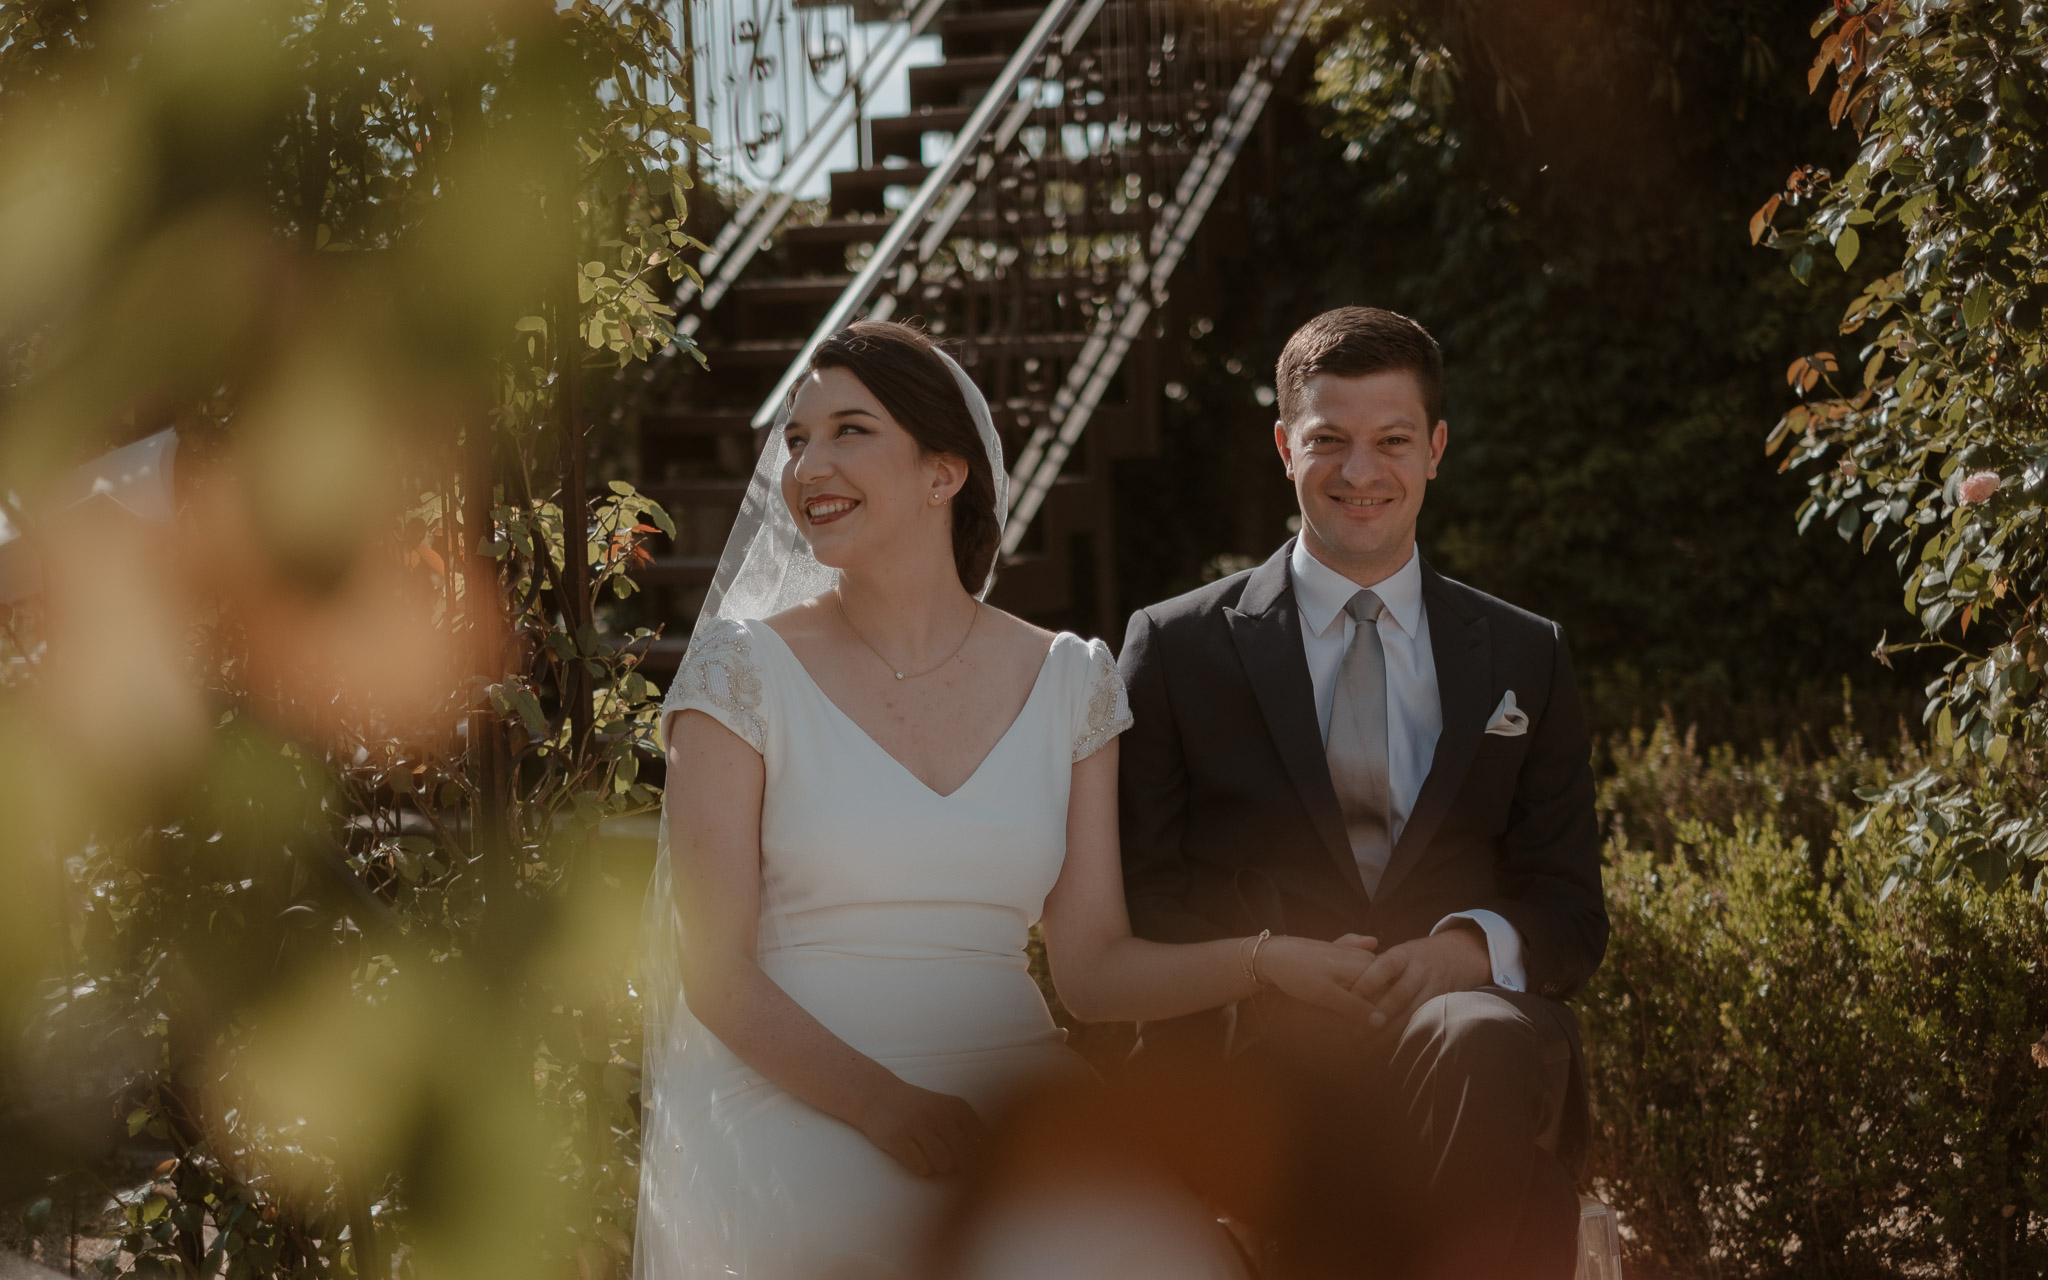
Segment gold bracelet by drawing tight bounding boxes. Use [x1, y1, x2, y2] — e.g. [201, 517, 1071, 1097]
[1247, 928, 1273, 987]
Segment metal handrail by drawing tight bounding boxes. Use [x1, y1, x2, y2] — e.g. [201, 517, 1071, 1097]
[1000, 0, 1315, 552]
[867, 0, 1110, 317]
[748, 0, 1086, 428]
[676, 0, 950, 331]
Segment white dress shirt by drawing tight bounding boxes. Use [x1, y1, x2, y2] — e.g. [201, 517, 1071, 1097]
[1290, 539, 1527, 991]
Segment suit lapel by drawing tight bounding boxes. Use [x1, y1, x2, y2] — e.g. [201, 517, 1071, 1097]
[1374, 565, 1492, 903]
[1223, 543, 1367, 900]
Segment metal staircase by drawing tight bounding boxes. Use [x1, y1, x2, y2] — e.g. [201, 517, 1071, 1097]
[629, 0, 1312, 676]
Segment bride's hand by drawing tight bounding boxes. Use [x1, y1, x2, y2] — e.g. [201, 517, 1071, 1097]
[856, 1080, 991, 1177]
[1255, 935, 1386, 1029]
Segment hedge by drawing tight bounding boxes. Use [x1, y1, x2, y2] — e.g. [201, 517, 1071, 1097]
[1585, 723, 2048, 1277]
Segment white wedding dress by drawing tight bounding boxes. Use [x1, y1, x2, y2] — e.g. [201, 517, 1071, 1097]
[635, 616, 1242, 1280]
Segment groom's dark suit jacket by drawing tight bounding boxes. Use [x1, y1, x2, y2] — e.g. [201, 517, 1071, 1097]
[1118, 541, 1607, 1000]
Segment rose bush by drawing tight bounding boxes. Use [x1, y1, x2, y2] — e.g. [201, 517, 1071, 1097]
[1753, 0, 2048, 896]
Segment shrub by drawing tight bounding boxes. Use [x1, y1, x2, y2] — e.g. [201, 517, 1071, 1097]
[1586, 726, 2048, 1277]
[1596, 699, 1917, 860]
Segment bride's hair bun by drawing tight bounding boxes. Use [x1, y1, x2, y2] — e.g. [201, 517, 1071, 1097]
[807, 321, 1000, 594]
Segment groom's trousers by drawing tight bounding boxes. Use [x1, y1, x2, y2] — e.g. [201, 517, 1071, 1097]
[1186, 985, 1585, 1280]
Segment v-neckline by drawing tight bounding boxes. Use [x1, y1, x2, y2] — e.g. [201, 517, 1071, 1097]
[755, 623, 1062, 801]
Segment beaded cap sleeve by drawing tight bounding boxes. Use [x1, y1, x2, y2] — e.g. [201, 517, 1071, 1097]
[661, 616, 768, 753]
[1072, 637, 1134, 763]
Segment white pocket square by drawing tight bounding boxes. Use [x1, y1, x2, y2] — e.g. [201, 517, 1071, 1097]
[1485, 690, 1529, 736]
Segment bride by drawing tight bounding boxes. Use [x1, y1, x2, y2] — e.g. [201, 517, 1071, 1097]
[634, 321, 1379, 1279]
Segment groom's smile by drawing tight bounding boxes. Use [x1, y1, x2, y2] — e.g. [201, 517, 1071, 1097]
[1275, 368, 1448, 586]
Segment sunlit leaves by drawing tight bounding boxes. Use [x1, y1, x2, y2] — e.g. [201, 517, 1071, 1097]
[1312, 21, 1459, 153]
[1787, 350, 1840, 393]
[1750, 194, 1783, 245]
[1763, 0, 2048, 894]
[1835, 225, 1861, 269]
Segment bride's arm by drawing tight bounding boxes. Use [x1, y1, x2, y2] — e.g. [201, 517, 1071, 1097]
[1040, 740, 1387, 1027]
[667, 710, 988, 1175]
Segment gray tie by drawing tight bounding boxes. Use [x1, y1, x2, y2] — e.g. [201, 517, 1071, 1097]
[1326, 589, 1393, 897]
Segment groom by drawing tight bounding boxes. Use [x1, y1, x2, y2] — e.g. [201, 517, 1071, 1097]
[1117, 306, 1607, 1278]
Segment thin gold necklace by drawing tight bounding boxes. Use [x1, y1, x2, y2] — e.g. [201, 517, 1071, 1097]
[834, 590, 980, 681]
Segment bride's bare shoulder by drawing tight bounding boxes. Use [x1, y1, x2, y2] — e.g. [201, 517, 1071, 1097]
[761, 596, 837, 644]
[975, 605, 1059, 659]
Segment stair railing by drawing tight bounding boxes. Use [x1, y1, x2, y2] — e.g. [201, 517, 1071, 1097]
[675, 0, 952, 332]
[721, 0, 1314, 561]
[748, 0, 1093, 428]
[862, 0, 1109, 312]
[1000, 0, 1315, 553]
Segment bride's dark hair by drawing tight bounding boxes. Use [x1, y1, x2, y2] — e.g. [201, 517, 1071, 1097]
[806, 321, 1000, 594]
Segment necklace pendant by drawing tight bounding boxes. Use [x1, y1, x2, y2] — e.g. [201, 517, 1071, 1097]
[894, 671, 905, 681]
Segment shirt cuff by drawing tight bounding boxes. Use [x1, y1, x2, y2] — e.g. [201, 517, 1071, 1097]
[1431, 910, 1527, 992]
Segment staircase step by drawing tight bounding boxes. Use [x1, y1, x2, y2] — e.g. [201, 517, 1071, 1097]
[827, 145, 1201, 219]
[782, 206, 1159, 274]
[783, 215, 898, 245]
[949, 209, 1154, 236]
[935, 2, 1171, 59]
[869, 105, 975, 162]
[734, 276, 858, 306]
[830, 163, 934, 216]
[737, 270, 1124, 319]
[869, 103, 1167, 162]
[784, 209, 1150, 252]
[682, 338, 810, 366]
[908, 55, 1012, 109]
[784, 218, 901, 250]
[938, 6, 1048, 58]
[678, 330, 1096, 373]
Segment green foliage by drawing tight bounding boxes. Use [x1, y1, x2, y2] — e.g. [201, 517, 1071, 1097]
[0, 0, 703, 1275]
[1596, 694, 1915, 860]
[1586, 723, 2048, 1277]
[1755, 0, 2048, 894]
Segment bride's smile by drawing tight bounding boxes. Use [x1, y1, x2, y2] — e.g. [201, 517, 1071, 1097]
[802, 494, 860, 525]
[780, 364, 970, 581]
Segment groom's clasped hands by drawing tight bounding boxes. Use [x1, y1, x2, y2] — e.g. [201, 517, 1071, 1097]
[1321, 925, 1493, 1038]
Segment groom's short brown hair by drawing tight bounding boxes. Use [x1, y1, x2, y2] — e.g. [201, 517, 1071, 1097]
[1275, 306, 1442, 429]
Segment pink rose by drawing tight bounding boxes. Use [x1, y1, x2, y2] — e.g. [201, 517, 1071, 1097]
[1959, 470, 2001, 505]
